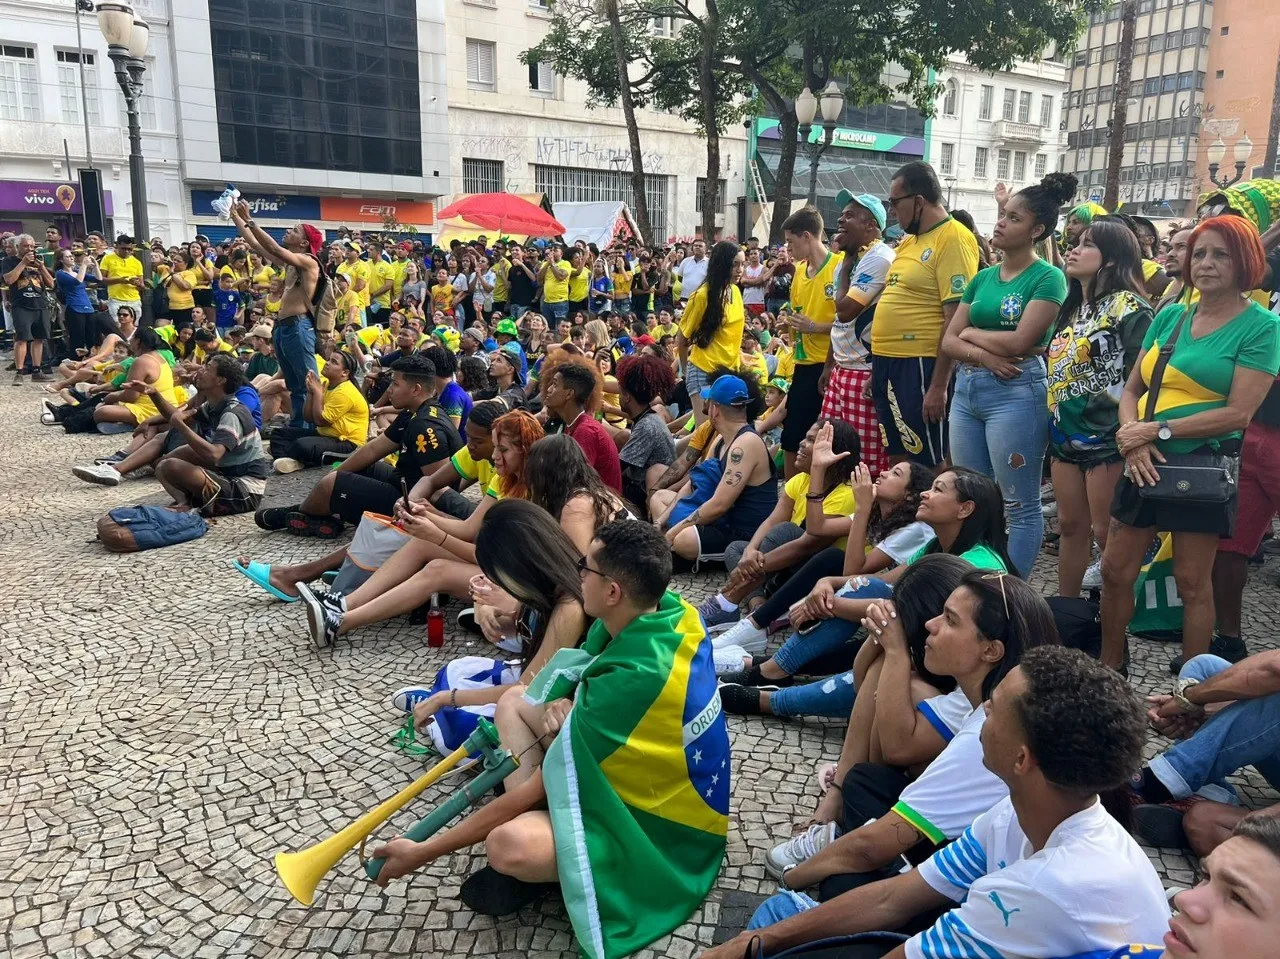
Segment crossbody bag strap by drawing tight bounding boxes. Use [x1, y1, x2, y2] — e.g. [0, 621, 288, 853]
[1143, 304, 1195, 422]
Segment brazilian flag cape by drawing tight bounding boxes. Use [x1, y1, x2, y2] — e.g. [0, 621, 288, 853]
[524, 590, 730, 959]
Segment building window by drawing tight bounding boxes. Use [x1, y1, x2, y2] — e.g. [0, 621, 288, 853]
[1013, 151, 1026, 181]
[1039, 94, 1053, 128]
[1073, 51, 1087, 67]
[528, 59, 556, 96]
[57, 50, 102, 124]
[1144, 77, 1160, 96]
[695, 177, 727, 214]
[1220, 25, 1229, 35]
[979, 84, 993, 120]
[1034, 153, 1047, 178]
[1102, 43, 1117, 61]
[210, 0, 423, 177]
[536, 164, 671, 240]
[0, 43, 39, 122]
[939, 142, 955, 175]
[974, 146, 988, 178]
[1084, 89, 1097, 105]
[1149, 33, 1164, 52]
[1130, 79, 1144, 98]
[1215, 69, 1224, 79]
[463, 157, 503, 193]
[1134, 38, 1148, 55]
[1002, 88, 1016, 120]
[466, 39, 497, 91]
[651, 15, 674, 37]
[941, 80, 957, 116]
[1099, 85, 1114, 103]
[1181, 28, 1197, 47]
[1017, 90, 1032, 124]
[997, 148, 1011, 180]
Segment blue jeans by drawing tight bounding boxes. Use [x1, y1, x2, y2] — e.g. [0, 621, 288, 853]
[544, 301, 569, 322]
[1150, 655, 1280, 803]
[508, 303, 530, 319]
[948, 357, 1049, 577]
[273, 315, 319, 429]
[771, 669, 857, 718]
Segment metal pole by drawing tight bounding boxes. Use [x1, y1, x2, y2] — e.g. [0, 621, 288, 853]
[73, 0, 94, 167]
[112, 50, 153, 326]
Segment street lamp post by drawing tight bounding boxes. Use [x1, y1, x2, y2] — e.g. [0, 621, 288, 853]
[96, 2, 153, 324]
[795, 81, 846, 206]
[1206, 132, 1253, 189]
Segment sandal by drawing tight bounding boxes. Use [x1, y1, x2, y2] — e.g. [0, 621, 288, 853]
[230, 559, 298, 603]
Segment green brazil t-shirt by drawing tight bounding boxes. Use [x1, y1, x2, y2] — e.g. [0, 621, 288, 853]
[1138, 301, 1280, 453]
[908, 539, 1009, 572]
[961, 259, 1067, 348]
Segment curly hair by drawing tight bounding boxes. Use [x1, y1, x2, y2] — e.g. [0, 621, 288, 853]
[526, 434, 621, 531]
[866, 462, 933, 545]
[491, 409, 545, 501]
[616, 353, 676, 407]
[458, 355, 490, 393]
[812, 418, 860, 495]
[539, 349, 603, 414]
[1013, 646, 1146, 796]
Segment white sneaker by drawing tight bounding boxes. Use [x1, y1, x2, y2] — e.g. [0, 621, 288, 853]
[273, 457, 305, 474]
[713, 616, 768, 655]
[1041, 500, 1058, 519]
[72, 463, 121, 486]
[1082, 560, 1103, 589]
[765, 821, 838, 879]
[40, 412, 57, 426]
[713, 643, 752, 676]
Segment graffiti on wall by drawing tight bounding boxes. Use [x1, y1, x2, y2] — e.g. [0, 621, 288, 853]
[534, 136, 665, 173]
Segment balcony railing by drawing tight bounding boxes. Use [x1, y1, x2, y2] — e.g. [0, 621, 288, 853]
[993, 120, 1048, 145]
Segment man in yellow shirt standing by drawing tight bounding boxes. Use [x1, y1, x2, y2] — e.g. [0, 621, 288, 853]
[364, 239, 395, 325]
[873, 161, 979, 467]
[538, 245, 571, 322]
[100, 234, 144, 324]
[389, 242, 412, 303]
[780, 207, 843, 478]
[491, 240, 511, 316]
[337, 241, 370, 324]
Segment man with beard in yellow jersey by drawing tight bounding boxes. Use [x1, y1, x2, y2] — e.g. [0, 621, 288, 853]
[872, 161, 979, 466]
[780, 207, 843, 478]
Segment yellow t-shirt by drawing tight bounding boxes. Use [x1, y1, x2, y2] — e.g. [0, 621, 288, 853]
[317, 379, 370, 445]
[1180, 286, 1272, 308]
[740, 351, 768, 385]
[872, 217, 980, 358]
[191, 259, 213, 290]
[774, 346, 795, 382]
[431, 283, 455, 312]
[219, 264, 251, 289]
[542, 262, 570, 303]
[612, 269, 633, 297]
[450, 446, 497, 491]
[492, 258, 510, 301]
[389, 259, 408, 300]
[264, 296, 282, 318]
[252, 266, 275, 292]
[100, 252, 142, 302]
[367, 259, 395, 308]
[194, 339, 236, 363]
[568, 266, 591, 302]
[335, 290, 363, 327]
[784, 473, 857, 549]
[1141, 259, 1161, 283]
[789, 251, 845, 365]
[679, 284, 746, 373]
[338, 259, 371, 308]
[165, 268, 197, 311]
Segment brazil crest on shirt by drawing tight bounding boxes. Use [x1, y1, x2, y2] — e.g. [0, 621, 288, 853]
[524, 591, 730, 959]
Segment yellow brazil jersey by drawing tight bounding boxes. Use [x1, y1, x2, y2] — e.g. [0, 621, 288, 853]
[389, 259, 408, 299]
[367, 258, 395, 308]
[612, 269, 633, 297]
[492, 258, 510, 301]
[338, 259, 371, 308]
[166, 268, 198, 311]
[568, 266, 591, 302]
[264, 296, 281, 318]
[679, 283, 746, 374]
[784, 473, 856, 549]
[774, 346, 795, 382]
[431, 283, 455, 312]
[872, 217, 979, 358]
[789, 250, 844, 365]
[191, 258, 213, 290]
[252, 266, 275, 292]
[450, 445, 496, 492]
[100, 251, 142, 302]
[317, 379, 370, 445]
[335, 289, 363, 327]
[542, 262, 570, 303]
[194, 339, 235, 363]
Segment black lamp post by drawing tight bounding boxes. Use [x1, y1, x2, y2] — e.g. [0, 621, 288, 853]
[795, 82, 846, 206]
[97, 2, 153, 324]
[1206, 132, 1253, 189]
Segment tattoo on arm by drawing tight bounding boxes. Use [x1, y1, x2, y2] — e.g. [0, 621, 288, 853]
[723, 469, 745, 488]
[685, 508, 702, 527]
[729, 446, 745, 464]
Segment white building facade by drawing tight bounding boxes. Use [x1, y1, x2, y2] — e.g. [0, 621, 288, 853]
[447, 0, 746, 244]
[928, 54, 1070, 233]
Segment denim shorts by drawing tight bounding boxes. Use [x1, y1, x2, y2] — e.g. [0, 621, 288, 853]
[685, 363, 711, 398]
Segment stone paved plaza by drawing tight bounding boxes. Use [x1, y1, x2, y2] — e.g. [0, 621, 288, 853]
[3, 379, 1279, 959]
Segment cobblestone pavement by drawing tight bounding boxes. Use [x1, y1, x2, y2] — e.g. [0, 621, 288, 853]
[3, 380, 1279, 959]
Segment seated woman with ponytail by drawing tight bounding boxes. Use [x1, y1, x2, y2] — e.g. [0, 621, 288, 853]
[718, 467, 1015, 716]
[390, 499, 587, 755]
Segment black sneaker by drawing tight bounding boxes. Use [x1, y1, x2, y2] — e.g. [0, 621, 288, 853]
[297, 582, 341, 649]
[459, 866, 555, 916]
[1132, 801, 1199, 848]
[718, 683, 767, 716]
[254, 505, 296, 531]
[717, 664, 794, 688]
[31, 371, 52, 382]
[1169, 634, 1247, 675]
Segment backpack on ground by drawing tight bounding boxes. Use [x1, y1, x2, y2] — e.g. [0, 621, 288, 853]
[96, 505, 208, 552]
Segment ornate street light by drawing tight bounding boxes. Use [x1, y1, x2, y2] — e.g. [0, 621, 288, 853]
[1207, 132, 1253, 189]
[796, 81, 846, 205]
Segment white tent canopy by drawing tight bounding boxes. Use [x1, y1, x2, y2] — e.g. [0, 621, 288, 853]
[551, 200, 641, 248]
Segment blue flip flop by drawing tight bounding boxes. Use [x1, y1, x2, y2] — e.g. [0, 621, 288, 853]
[230, 559, 298, 603]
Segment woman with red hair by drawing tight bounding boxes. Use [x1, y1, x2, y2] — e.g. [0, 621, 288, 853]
[1100, 216, 1280, 674]
[297, 410, 546, 647]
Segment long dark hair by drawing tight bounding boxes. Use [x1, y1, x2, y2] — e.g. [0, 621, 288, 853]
[814, 418, 860, 496]
[1055, 219, 1148, 334]
[866, 462, 932, 545]
[958, 568, 1059, 701]
[927, 467, 1017, 575]
[691, 240, 740, 349]
[474, 499, 583, 668]
[525, 434, 621, 530]
[893, 554, 971, 692]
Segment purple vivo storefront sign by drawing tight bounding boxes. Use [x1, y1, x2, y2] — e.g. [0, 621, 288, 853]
[0, 180, 114, 216]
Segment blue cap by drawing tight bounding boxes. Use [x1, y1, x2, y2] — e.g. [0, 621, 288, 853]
[700, 374, 750, 406]
[835, 190, 888, 232]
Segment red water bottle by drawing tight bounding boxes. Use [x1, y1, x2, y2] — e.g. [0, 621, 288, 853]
[427, 593, 445, 647]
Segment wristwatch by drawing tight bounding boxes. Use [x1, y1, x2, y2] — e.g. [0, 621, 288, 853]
[1172, 678, 1205, 715]
[1157, 420, 1173, 442]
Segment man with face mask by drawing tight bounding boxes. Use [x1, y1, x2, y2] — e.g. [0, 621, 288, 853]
[871, 161, 979, 468]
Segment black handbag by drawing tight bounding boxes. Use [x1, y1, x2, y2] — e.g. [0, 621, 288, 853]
[1136, 304, 1238, 504]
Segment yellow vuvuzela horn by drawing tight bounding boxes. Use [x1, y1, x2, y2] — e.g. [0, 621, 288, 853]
[275, 741, 470, 907]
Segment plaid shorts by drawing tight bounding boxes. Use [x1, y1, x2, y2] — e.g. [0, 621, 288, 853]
[821, 366, 888, 478]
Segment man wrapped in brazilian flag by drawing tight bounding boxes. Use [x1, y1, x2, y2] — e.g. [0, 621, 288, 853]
[373, 517, 730, 959]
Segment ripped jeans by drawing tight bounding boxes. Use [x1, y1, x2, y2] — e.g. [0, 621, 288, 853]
[948, 357, 1048, 577]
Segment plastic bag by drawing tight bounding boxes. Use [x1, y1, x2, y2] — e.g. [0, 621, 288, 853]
[210, 184, 241, 221]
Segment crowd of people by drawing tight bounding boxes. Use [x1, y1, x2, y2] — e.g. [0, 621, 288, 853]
[7, 163, 1280, 959]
